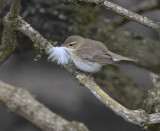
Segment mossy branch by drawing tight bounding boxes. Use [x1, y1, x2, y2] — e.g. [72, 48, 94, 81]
[0, 0, 21, 65]
[0, 14, 16, 65]
[9, 0, 21, 19]
[0, 80, 89, 131]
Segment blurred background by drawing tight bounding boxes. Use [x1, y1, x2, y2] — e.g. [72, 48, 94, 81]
[0, 0, 160, 131]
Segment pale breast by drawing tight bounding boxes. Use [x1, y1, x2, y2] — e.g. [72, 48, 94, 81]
[68, 51, 102, 73]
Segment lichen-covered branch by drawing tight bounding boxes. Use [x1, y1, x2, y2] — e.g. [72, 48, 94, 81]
[150, 73, 160, 88]
[142, 73, 160, 130]
[8, 16, 160, 127]
[12, 16, 52, 52]
[0, 0, 21, 65]
[66, 64, 160, 127]
[103, 0, 160, 32]
[0, 14, 16, 65]
[95, 65, 146, 109]
[0, 80, 89, 131]
[113, 0, 160, 26]
[9, 0, 21, 19]
[66, 64, 148, 126]
[143, 73, 160, 114]
[60, 0, 160, 33]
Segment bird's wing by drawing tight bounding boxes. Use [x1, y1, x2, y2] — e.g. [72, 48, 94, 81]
[75, 46, 115, 64]
[91, 54, 115, 64]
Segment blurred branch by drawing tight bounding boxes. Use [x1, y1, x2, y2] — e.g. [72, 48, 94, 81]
[0, 80, 89, 131]
[113, 0, 160, 26]
[0, 0, 21, 65]
[60, 0, 160, 33]
[150, 73, 160, 88]
[128, 0, 160, 14]
[9, 0, 21, 19]
[0, 0, 8, 8]
[8, 16, 160, 127]
[0, 14, 16, 65]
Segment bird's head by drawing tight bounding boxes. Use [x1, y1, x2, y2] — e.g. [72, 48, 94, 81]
[63, 35, 83, 49]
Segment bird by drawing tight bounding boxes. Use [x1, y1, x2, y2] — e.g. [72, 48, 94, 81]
[62, 35, 136, 73]
[48, 35, 137, 73]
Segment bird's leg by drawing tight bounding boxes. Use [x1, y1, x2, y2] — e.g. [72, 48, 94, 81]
[72, 67, 93, 83]
[82, 73, 93, 83]
[73, 67, 80, 73]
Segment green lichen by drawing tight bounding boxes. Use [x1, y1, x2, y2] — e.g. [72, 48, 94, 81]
[143, 86, 160, 114]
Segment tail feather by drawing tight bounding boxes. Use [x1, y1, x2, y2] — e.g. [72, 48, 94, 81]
[108, 51, 137, 62]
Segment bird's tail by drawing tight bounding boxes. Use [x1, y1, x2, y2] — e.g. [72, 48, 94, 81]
[108, 51, 137, 62]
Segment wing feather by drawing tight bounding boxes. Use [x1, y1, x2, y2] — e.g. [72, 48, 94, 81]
[75, 46, 115, 64]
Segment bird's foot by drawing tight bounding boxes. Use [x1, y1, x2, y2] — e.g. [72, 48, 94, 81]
[82, 73, 93, 84]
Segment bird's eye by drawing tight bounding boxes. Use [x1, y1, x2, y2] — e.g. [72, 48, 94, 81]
[69, 43, 74, 46]
[68, 42, 77, 46]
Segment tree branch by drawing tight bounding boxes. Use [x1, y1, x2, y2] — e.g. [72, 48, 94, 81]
[60, 0, 160, 33]
[143, 73, 160, 114]
[150, 73, 160, 88]
[130, 0, 159, 14]
[0, 14, 16, 65]
[0, 0, 21, 65]
[9, 0, 21, 19]
[95, 66, 146, 109]
[0, 80, 89, 131]
[102, 1, 160, 32]
[8, 16, 160, 127]
[112, 0, 160, 26]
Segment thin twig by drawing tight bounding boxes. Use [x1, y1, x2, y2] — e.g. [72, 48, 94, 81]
[131, 0, 159, 13]
[103, 1, 160, 32]
[0, 80, 89, 131]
